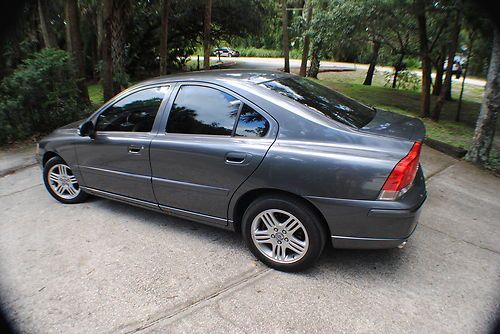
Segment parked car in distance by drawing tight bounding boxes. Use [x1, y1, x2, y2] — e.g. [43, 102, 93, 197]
[212, 47, 240, 57]
[38, 70, 427, 272]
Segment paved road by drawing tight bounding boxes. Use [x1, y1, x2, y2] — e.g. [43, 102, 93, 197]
[208, 56, 487, 87]
[1, 146, 499, 333]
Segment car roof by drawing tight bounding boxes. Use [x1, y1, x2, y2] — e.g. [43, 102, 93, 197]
[135, 70, 290, 87]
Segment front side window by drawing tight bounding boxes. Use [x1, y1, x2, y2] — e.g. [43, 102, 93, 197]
[166, 85, 240, 136]
[96, 86, 168, 132]
[261, 77, 375, 128]
[235, 104, 269, 138]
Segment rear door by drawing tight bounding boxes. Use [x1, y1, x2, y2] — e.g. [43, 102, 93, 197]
[75, 86, 171, 202]
[150, 83, 277, 223]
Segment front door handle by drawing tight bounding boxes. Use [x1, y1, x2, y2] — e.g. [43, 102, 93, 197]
[128, 144, 144, 154]
[225, 152, 249, 164]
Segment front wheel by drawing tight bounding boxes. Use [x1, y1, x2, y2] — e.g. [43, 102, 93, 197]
[43, 156, 87, 204]
[242, 195, 326, 272]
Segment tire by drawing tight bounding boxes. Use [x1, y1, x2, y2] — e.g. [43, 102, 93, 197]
[43, 156, 87, 204]
[242, 194, 326, 272]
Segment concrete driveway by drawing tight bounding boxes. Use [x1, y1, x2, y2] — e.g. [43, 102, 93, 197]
[0, 146, 499, 333]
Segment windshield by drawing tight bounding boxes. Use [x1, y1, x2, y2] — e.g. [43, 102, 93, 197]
[261, 76, 375, 128]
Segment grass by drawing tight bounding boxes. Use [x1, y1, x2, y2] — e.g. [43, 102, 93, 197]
[315, 69, 490, 150]
[88, 83, 104, 106]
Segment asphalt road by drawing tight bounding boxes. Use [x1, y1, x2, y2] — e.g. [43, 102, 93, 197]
[0, 146, 499, 333]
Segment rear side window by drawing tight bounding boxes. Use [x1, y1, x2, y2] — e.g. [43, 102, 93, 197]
[235, 105, 269, 138]
[96, 87, 168, 132]
[261, 77, 375, 128]
[166, 85, 240, 136]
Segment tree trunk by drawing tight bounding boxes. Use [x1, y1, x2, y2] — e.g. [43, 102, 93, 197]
[65, 0, 89, 103]
[416, 0, 431, 118]
[111, 0, 129, 94]
[203, 0, 212, 70]
[307, 40, 321, 78]
[37, 0, 57, 48]
[102, 0, 114, 101]
[97, 1, 104, 61]
[432, 51, 445, 96]
[281, 0, 290, 73]
[65, 4, 72, 54]
[299, 0, 313, 77]
[431, 10, 461, 121]
[456, 31, 475, 122]
[160, 0, 171, 75]
[363, 40, 380, 86]
[392, 53, 405, 89]
[465, 26, 499, 165]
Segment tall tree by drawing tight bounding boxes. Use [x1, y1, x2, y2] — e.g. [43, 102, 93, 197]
[432, 45, 446, 95]
[307, 40, 321, 78]
[65, 0, 89, 103]
[96, 0, 104, 62]
[299, 0, 313, 77]
[415, 0, 432, 118]
[431, 8, 461, 121]
[281, 0, 290, 73]
[465, 25, 499, 165]
[159, 0, 171, 75]
[363, 40, 381, 86]
[110, 0, 130, 94]
[102, 0, 114, 100]
[456, 30, 475, 122]
[203, 0, 212, 70]
[37, 0, 57, 48]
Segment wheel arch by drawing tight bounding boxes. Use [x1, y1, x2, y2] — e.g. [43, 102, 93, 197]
[42, 151, 62, 166]
[231, 188, 331, 237]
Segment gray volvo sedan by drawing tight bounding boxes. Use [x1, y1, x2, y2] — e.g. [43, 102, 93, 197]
[38, 70, 427, 271]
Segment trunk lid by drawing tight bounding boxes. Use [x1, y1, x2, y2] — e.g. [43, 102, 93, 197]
[360, 109, 425, 142]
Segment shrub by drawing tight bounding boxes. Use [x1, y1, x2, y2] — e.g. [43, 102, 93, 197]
[384, 70, 421, 91]
[237, 48, 302, 59]
[0, 49, 89, 145]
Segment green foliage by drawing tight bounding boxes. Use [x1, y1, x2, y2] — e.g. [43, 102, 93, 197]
[0, 49, 89, 144]
[236, 48, 302, 59]
[384, 70, 421, 91]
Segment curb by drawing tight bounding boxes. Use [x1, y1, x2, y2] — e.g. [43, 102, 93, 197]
[424, 138, 467, 159]
[0, 160, 37, 178]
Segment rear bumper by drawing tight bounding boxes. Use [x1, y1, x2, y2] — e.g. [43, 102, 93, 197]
[306, 167, 426, 249]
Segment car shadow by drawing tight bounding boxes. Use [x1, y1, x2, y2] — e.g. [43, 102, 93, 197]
[88, 196, 406, 276]
[90, 196, 246, 248]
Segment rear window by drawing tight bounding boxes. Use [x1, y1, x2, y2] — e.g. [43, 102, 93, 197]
[260, 77, 375, 128]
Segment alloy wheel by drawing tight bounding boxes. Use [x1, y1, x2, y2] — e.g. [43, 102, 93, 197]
[47, 163, 81, 200]
[250, 209, 310, 264]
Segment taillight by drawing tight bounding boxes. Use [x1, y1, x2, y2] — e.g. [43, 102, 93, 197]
[378, 141, 422, 201]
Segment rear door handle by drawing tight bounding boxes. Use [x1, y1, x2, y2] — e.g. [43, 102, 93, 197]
[128, 144, 144, 154]
[225, 152, 249, 164]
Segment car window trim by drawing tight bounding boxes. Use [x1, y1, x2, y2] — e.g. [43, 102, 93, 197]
[91, 84, 172, 135]
[231, 102, 245, 137]
[163, 82, 274, 140]
[163, 82, 244, 138]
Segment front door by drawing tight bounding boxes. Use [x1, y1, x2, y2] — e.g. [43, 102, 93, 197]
[150, 84, 277, 222]
[75, 86, 170, 202]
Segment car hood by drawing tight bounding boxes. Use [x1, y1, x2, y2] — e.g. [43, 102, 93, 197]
[360, 109, 425, 142]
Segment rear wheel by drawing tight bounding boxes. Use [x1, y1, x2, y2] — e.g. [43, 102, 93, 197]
[43, 156, 87, 204]
[242, 195, 326, 272]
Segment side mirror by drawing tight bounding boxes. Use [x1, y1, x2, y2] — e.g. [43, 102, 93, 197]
[78, 121, 95, 138]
